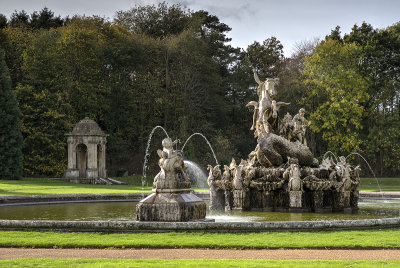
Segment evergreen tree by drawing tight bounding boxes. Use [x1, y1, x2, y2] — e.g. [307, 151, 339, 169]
[0, 48, 23, 179]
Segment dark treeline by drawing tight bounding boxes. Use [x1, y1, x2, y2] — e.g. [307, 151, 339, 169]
[0, 4, 399, 178]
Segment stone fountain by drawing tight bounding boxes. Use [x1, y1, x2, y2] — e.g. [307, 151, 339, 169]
[136, 138, 207, 221]
[208, 69, 360, 213]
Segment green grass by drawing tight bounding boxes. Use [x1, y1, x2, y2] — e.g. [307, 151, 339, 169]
[0, 259, 399, 268]
[0, 176, 398, 197]
[0, 177, 209, 196]
[359, 177, 400, 192]
[1, 230, 400, 249]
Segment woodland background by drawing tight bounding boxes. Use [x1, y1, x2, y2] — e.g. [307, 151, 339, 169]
[0, 3, 399, 178]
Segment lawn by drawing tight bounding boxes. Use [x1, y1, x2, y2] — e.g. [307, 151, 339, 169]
[0, 176, 398, 197]
[359, 177, 400, 192]
[0, 177, 209, 196]
[1, 230, 400, 249]
[0, 259, 399, 268]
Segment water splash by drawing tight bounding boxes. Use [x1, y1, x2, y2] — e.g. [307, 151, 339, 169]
[346, 152, 382, 194]
[184, 160, 208, 188]
[142, 126, 170, 189]
[323, 151, 338, 163]
[181, 133, 219, 165]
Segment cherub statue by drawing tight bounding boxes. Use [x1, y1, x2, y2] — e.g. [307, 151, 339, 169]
[154, 138, 189, 188]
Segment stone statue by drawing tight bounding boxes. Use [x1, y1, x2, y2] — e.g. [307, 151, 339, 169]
[207, 164, 225, 210]
[292, 108, 310, 146]
[153, 138, 190, 189]
[247, 69, 282, 137]
[285, 164, 303, 192]
[279, 113, 294, 140]
[207, 164, 221, 186]
[207, 71, 360, 213]
[137, 138, 206, 221]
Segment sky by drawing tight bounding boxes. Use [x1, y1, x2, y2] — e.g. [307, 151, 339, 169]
[1, 0, 399, 56]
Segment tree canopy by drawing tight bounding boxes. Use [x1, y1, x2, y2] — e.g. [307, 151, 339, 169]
[0, 5, 399, 177]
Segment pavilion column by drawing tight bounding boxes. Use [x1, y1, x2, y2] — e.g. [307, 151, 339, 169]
[67, 137, 75, 169]
[86, 141, 98, 179]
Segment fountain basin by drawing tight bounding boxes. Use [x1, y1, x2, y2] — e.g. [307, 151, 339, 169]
[0, 193, 399, 232]
[136, 191, 207, 222]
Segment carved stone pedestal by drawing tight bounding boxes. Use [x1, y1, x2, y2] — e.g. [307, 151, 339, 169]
[289, 191, 303, 208]
[136, 189, 206, 222]
[209, 189, 225, 210]
[233, 190, 249, 210]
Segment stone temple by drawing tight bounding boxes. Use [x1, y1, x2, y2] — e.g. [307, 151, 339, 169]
[64, 117, 108, 183]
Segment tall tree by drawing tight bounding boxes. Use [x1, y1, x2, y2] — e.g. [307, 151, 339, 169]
[0, 48, 23, 179]
[29, 7, 64, 29]
[301, 39, 370, 154]
[114, 2, 189, 38]
[9, 10, 29, 28]
[246, 37, 284, 78]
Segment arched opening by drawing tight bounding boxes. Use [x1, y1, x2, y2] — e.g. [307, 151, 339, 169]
[97, 144, 104, 177]
[76, 144, 87, 178]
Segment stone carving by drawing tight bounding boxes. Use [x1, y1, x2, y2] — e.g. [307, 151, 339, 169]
[136, 138, 207, 222]
[153, 138, 190, 189]
[207, 164, 225, 210]
[208, 72, 360, 213]
[279, 113, 294, 140]
[247, 69, 285, 137]
[285, 164, 303, 192]
[257, 133, 314, 167]
[292, 108, 310, 146]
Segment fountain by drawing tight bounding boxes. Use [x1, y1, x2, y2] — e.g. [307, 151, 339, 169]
[142, 126, 170, 188]
[136, 137, 208, 221]
[181, 132, 219, 165]
[184, 161, 208, 188]
[207, 69, 361, 213]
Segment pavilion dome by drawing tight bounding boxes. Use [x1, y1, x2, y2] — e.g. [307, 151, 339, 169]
[70, 117, 106, 136]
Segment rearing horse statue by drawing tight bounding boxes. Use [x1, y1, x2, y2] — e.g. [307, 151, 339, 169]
[246, 69, 289, 137]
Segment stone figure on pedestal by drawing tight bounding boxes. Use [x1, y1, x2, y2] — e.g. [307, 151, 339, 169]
[136, 138, 206, 222]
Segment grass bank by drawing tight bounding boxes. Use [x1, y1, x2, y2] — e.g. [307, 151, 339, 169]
[359, 177, 400, 192]
[0, 259, 399, 268]
[0, 177, 208, 196]
[0, 177, 398, 197]
[1, 230, 400, 249]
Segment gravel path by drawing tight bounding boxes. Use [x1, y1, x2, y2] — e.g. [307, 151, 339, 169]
[1, 248, 400, 260]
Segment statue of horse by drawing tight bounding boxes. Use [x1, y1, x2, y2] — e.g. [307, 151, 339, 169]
[246, 73, 289, 137]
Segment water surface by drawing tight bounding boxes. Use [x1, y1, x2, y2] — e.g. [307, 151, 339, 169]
[0, 199, 399, 222]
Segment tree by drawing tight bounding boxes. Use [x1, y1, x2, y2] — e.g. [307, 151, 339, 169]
[343, 22, 400, 175]
[0, 48, 23, 179]
[114, 2, 189, 38]
[0, 14, 7, 29]
[9, 10, 29, 28]
[29, 7, 64, 29]
[301, 39, 370, 154]
[246, 37, 284, 78]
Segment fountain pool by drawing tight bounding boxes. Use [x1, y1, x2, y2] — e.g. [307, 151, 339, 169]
[1, 199, 399, 222]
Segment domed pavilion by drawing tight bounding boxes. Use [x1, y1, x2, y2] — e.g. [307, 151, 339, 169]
[64, 117, 108, 181]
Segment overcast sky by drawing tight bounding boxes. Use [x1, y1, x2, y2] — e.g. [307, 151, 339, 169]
[1, 0, 399, 56]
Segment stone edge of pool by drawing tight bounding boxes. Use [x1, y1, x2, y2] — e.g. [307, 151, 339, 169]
[0, 192, 399, 233]
[0, 217, 399, 233]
